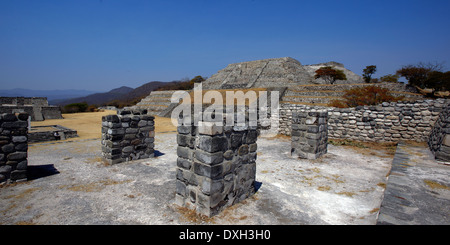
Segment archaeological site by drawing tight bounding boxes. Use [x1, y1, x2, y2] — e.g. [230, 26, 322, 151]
[1, 57, 449, 226]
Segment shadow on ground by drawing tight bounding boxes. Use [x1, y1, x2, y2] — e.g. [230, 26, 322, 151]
[27, 164, 60, 181]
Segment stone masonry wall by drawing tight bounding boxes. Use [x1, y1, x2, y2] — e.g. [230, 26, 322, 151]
[101, 111, 155, 165]
[291, 109, 328, 159]
[175, 112, 258, 217]
[428, 101, 450, 162]
[279, 99, 449, 143]
[0, 113, 29, 184]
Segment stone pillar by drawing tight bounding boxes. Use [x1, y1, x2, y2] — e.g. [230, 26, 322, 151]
[291, 109, 328, 159]
[175, 113, 258, 217]
[428, 102, 450, 162]
[0, 113, 29, 184]
[101, 111, 155, 165]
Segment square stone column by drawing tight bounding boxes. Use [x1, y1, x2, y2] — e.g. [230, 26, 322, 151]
[291, 109, 328, 159]
[101, 111, 155, 165]
[175, 113, 257, 217]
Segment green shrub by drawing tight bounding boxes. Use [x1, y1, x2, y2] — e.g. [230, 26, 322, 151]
[63, 102, 89, 113]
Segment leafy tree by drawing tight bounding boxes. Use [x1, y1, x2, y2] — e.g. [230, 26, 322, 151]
[363, 65, 377, 83]
[396, 62, 444, 89]
[426, 71, 450, 92]
[314, 66, 347, 84]
[379, 74, 399, 83]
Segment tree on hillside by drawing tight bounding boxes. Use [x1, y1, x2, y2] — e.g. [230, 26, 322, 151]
[314, 66, 347, 84]
[396, 62, 444, 89]
[426, 71, 450, 92]
[363, 65, 377, 83]
[379, 74, 400, 83]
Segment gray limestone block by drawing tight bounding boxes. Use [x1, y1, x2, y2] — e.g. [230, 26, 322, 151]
[177, 157, 192, 170]
[12, 136, 27, 143]
[122, 146, 134, 153]
[176, 179, 187, 196]
[1, 144, 15, 153]
[16, 160, 27, 170]
[197, 135, 228, 153]
[0, 165, 12, 175]
[177, 125, 192, 135]
[198, 122, 223, 135]
[10, 170, 26, 181]
[201, 179, 224, 196]
[245, 130, 258, 144]
[177, 146, 191, 159]
[223, 150, 234, 160]
[105, 115, 120, 123]
[7, 152, 27, 161]
[193, 161, 223, 179]
[107, 128, 125, 136]
[238, 145, 249, 156]
[249, 143, 257, 152]
[195, 150, 224, 165]
[230, 133, 243, 149]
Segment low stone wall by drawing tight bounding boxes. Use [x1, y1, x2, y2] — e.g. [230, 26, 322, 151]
[28, 125, 78, 143]
[0, 113, 28, 184]
[291, 109, 328, 159]
[428, 101, 450, 162]
[101, 112, 155, 165]
[0, 97, 62, 121]
[41, 106, 63, 120]
[175, 113, 258, 217]
[279, 99, 449, 143]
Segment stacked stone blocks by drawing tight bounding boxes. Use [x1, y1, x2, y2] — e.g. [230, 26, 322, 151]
[0, 113, 28, 184]
[279, 99, 449, 143]
[428, 101, 450, 162]
[291, 109, 328, 159]
[175, 113, 258, 217]
[101, 111, 155, 165]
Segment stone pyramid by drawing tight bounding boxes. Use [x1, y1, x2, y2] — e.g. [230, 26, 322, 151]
[202, 57, 363, 90]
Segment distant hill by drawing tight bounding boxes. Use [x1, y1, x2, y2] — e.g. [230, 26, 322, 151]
[55, 86, 134, 106]
[27, 78, 204, 108]
[0, 88, 100, 104]
[54, 80, 188, 107]
[111, 81, 178, 105]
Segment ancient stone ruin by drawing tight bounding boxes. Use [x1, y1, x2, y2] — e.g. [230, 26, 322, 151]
[428, 100, 450, 162]
[28, 125, 78, 143]
[0, 97, 62, 121]
[202, 57, 363, 90]
[175, 110, 258, 217]
[0, 113, 29, 184]
[101, 110, 155, 165]
[291, 109, 328, 159]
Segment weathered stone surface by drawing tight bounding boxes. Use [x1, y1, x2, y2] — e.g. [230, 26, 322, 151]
[0, 113, 28, 183]
[176, 110, 257, 217]
[202, 57, 362, 90]
[428, 101, 450, 162]
[101, 112, 155, 165]
[291, 109, 328, 160]
[12, 136, 27, 143]
[279, 98, 449, 144]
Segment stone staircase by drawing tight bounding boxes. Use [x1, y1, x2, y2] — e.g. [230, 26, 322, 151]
[281, 83, 424, 106]
[133, 90, 180, 117]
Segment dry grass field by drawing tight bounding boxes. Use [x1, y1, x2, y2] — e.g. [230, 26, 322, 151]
[31, 110, 176, 141]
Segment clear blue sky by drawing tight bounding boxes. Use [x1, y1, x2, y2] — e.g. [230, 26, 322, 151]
[1, 0, 449, 91]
